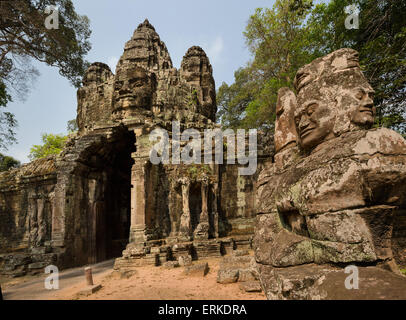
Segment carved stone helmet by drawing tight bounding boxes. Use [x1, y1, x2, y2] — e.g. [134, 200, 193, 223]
[293, 48, 376, 151]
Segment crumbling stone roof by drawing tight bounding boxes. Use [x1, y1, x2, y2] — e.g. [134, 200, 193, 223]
[0, 157, 56, 190]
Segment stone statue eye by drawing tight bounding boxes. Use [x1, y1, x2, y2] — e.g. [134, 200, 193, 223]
[355, 90, 364, 100]
[307, 104, 317, 116]
[294, 116, 300, 126]
[129, 78, 144, 87]
[114, 81, 124, 88]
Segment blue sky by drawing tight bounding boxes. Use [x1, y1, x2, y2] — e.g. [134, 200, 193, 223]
[6, 0, 275, 163]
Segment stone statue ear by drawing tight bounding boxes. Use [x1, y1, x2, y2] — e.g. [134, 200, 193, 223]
[150, 72, 157, 90]
[332, 95, 351, 137]
[276, 87, 297, 117]
[275, 87, 298, 153]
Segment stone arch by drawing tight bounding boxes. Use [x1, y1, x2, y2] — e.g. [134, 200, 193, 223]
[60, 125, 136, 265]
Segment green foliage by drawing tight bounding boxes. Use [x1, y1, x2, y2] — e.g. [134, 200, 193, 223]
[67, 119, 78, 133]
[188, 88, 199, 108]
[217, 0, 316, 129]
[0, 153, 20, 171]
[0, 0, 91, 150]
[0, 0, 92, 89]
[0, 82, 11, 107]
[29, 133, 67, 160]
[217, 68, 255, 128]
[186, 164, 212, 180]
[307, 0, 406, 133]
[0, 81, 17, 149]
[218, 0, 406, 134]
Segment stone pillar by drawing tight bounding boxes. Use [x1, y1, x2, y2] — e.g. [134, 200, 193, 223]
[129, 156, 150, 244]
[128, 127, 155, 245]
[28, 195, 38, 247]
[211, 182, 219, 238]
[51, 174, 68, 248]
[178, 178, 192, 241]
[37, 198, 46, 246]
[194, 179, 210, 240]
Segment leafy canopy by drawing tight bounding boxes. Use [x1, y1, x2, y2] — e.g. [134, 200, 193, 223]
[217, 0, 316, 129]
[0, 0, 91, 149]
[0, 152, 20, 171]
[29, 133, 67, 160]
[0, 81, 16, 149]
[308, 0, 406, 133]
[218, 0, 406, 134]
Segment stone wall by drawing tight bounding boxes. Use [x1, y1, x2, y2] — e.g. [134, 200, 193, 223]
[0, 158, 56, 253]
[0, 158, 59, 276]
[392, 209, 406, 266]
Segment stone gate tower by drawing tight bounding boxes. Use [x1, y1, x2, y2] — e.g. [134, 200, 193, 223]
[0, 20, 271, 276]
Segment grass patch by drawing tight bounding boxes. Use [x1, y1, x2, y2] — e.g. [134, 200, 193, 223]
[400, 269, 406, 276]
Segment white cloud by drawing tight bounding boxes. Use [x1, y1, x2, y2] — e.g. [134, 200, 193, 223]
[206, 36, 224, 63]
[107, 56, 119, 73]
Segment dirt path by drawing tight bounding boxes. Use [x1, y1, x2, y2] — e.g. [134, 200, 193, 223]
[2, 259, 114, 300]
[2, 257, 266, 300]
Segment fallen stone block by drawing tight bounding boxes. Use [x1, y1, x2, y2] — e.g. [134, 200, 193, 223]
[78, 284, 102, 296]
[164, 261, 180, 269]
[239, 281, 262, 293]
[28, 262, 47, 270]
[183, 263, 209, 277]
[232, 249, 250, 257]
[222, 255, 254, 266]
[178, 255, 192, 267]
[217, 268, 239, 284]
[238, 269, 257, 282]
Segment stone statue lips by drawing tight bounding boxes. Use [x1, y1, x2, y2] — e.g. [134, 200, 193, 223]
[300, 125, 316, 138]
[117, 93, 135, 99]
[358, 106, 374, 116]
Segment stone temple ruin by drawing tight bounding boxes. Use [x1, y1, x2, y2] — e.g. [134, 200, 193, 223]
[0, 21, 405, 300]
[0, 20, 271, 276]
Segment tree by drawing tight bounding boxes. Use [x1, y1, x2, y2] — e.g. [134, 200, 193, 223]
[0, 0, 91, 89]
[217, 68, 255, 128]
[0, 0, 91, 149]
[308, 0, 406, 133]
[217, 0, 316, 129]
[0, 80, 17, 149]
[218, 0, 406, 133]
[29, 133, 67, 160]
[0, 153, 20, 171]
[67, 119, 78, 133]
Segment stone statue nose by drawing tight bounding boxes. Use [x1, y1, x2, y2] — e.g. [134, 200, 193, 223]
[299, 115, 310, 131]
[120, 82, 131, 94]
[363, 96, 374, 109]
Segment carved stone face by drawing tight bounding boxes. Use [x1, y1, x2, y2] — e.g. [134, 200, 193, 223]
[184, 57, 202, 81]
[275, 88, 298, 153]
[349, 86, 375, 126]
[82, 62, 112, 86]
[180, 46, 216, 120]
[113, 66, 154, 110]
[293, 48, 376, 150]
[294, 99, 335, 151]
